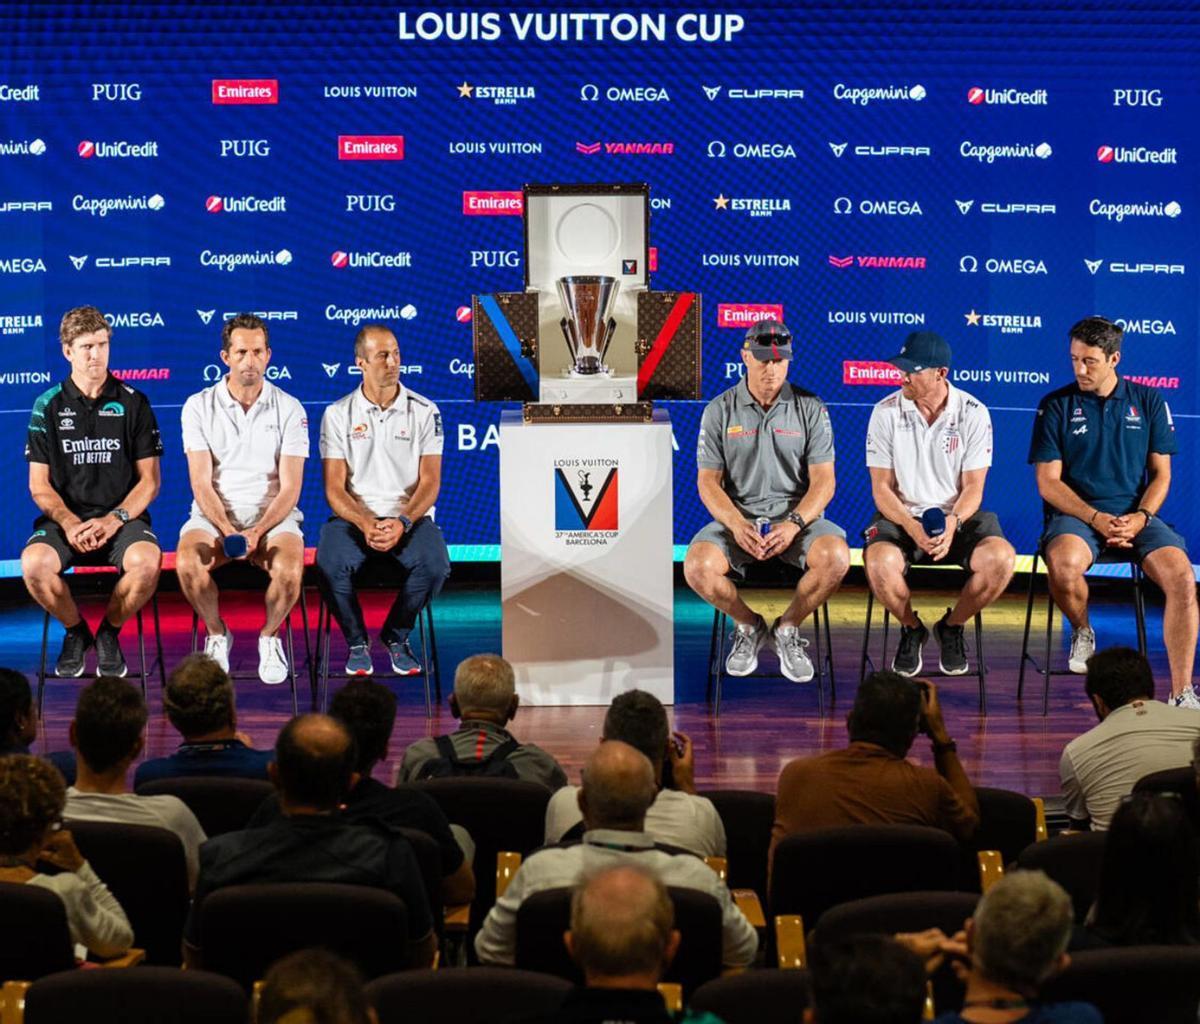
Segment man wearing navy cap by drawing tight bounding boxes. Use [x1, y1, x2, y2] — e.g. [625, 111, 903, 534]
[684, 320, 850, 683]
[864, 331, 1015, 676]
[1030, 316, 1197, 706]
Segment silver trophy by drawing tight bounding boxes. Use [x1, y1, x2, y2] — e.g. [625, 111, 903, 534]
[557, 275, 619, 376]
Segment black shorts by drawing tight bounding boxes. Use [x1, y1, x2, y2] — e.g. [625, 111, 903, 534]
[25, 517, 160, 572]
[862, 510, 1006, 568]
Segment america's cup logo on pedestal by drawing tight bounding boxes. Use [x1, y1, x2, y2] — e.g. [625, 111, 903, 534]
[556, 275, 619, 376]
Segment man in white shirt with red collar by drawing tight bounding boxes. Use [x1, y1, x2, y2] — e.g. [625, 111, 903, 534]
[316, 324, 449, 676]
[864, 331, 1015, 677]
[176, 313, 309, 685]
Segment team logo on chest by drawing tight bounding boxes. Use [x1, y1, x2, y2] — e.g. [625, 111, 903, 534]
[350, 422, 370, 440]
[942, 426, 960, 454]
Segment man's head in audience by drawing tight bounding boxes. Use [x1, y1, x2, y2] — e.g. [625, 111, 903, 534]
[566, 864, 680, 990]
[966, 870, 1073, 998]
[163, 654, 237, 742]
[0, 754, 67, 861]
[270, 715, 358, 816]
[449, 653, 518, 726]
[69, 677, 147, 786]
[0, 668, 36, 753]
[805, 934, 926, 1024]
[846, 671, 922, 757]
[578, 741, 657, 833]
[1084, 645, 1154, 721]
[603, 690, 670, 786]
[258, 948, 377, 1024]
[330, 679, 397, 780]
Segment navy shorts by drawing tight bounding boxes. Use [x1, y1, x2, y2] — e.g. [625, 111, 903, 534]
[1042, 513, 1187, 566]
[25, 517, 160, 572]
[862, 510, 1007, 568]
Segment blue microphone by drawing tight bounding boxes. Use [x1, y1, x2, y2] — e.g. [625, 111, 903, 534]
[223, 534, 249, 559]
[921, 507, 947, 538]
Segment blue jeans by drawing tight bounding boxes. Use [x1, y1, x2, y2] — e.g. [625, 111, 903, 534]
[316, 516, 450, 647]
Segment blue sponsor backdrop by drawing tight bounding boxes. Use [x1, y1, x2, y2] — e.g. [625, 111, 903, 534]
[0, 1, 1196, 570]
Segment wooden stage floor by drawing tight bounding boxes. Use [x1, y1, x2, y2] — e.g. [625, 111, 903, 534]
[2, 577, 1162, 803]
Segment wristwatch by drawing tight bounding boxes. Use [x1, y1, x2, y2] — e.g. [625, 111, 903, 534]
[1137, 507, 1154, 525]
[784, 511, 808, 530]
[396, 514, 414, 531]
[110, 507, 130, 524]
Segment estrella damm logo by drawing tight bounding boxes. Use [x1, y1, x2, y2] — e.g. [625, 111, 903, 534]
[554, 466, 618, 531]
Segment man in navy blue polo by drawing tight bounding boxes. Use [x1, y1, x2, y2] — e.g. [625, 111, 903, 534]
[1029, 316, 1197, 707]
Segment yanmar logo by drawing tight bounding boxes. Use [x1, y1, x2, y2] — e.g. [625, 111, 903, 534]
[575, 140, 674, 155]
[717, 303, 784, 328]
[828, 254, 927, 270]
[463, 190, 523, 215]
[967, 86, 1048, 105]
[1097, 145, 1177, 165]
[713, 194, 791, 217]
[212, 79, 278, 104]
[338, 135, 404, 160]
[111, 367, 170, 380]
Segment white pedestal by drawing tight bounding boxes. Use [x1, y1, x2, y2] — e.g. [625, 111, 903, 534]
[500, 409, 674, 705]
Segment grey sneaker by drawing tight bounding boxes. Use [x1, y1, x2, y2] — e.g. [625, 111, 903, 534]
[1067, 626, 1096, 674]
[892, 617, 928, 677]
[933, 609, 969, 676]
[725, 616, 768, 677]
[386, 640, 422, 676]
[345, 643, 373, 676]
[773, 620, 815, 683]
[1173, 686, 1200, 710]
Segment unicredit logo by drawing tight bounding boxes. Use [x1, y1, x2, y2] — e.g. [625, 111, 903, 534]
[463, 190, 523, 215]
[330, 250, 413, 269]
[77, 140, 158, 158]
[717, 303, 784, 328]
[1097, 144, 1177, 165]
[212, 79, 278, 104]
[967, 86, 1048, 105]
[339, 135, 404, 160]
[205, 195, 287, 213]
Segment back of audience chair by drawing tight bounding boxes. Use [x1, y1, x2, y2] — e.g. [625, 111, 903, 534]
[770, 825, 962, 927]
[135, 776, 275, 836]
[1040, 946, 1200, 1024]
[65, 821, 189, 966]
[0, 883, 76, 983]
[197, 883, 410, 991]
[366, 967, 571, 1024]
[515, 886, 724, 998]
[394, 827, 444, 937]
[1015, 831, 1106, 923]
[25, 967, 246, 1024]
[690, 969, 811, 1024]
[701, 789, 775, 904]
[1133, 766, 1200, 830]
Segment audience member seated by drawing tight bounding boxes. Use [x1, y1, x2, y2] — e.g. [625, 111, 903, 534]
[397, 654, 567, 790]
[926, 871, 1100, 1024]
[184, 714, 435, 967]
[0, 666, 75, 783]
[62, 677, 206, 888]
[0, 753, 132, 958]
[1073, 792, 1200, 949]
[807, 934, 927, 1024]
[475, 741, 757, 968]
[248, 678, 475, 905]
[544, 690, 726, 858]
[521, 864, 682, 1024]
[771, 672, 979, 859]
[133, 654, 273, 787]
[258, 948, 376, 1024]
[1060, 646, 1200, 831]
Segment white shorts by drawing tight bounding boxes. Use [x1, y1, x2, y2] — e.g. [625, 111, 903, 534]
[179, 508, 304, 544]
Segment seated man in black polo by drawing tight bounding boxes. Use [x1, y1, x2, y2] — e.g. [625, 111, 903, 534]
[1031, 315, 1198, 707]
[247, 678, 475, 906]
[21, 305, 163, 678]
[134, 654, 272, 787]
[184, 713, 435, 967]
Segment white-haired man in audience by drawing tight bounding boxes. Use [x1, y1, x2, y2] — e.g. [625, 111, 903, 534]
[475, 740, 757, 968]
[396, 653, 567, 790]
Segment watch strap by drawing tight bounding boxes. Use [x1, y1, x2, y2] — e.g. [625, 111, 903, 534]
[397, 514, 414, 531]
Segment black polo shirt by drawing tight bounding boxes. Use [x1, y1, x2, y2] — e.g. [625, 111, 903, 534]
[25, 374, 162, 520]
[1028, 378, 1177, 514]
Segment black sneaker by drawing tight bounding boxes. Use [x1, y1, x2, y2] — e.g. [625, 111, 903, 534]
[94, 623, 128, 678]
[892, 618, 928, 677]
[933, 609, 969, 676]
[55, 622, 93, 678]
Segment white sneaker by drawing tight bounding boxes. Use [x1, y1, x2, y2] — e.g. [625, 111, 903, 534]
[725, 616, 768, 677]
[773, 621, 815, 683]
[1067, 626, 1096, 674]
[1173, 687, 1200, 710]
[257, 635, 289, 685]
[204, 628, 232, 673]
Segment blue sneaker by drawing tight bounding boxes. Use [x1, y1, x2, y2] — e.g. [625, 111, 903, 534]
[386, 639, 422, 676]
[344, 643, 373, 676]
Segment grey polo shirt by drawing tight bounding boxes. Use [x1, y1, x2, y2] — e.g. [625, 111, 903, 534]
[696, 378, 836, 519]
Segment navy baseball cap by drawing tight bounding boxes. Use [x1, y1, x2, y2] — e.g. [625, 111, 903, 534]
[888, 331, 952, 373]
[743, 320, 793, 361]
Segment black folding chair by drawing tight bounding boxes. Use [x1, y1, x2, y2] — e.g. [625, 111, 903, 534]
[1041, 946, 1200, 1024]
[700, 789, 775, 906]
[1015, 832, 1107, 923]
[365, 968, 570, 1024]
[0, 883, 76, 982]
[690, 970, 812, 1024]
[134, 776, 274, 836]
[24, 967, 246, 1024]
[1133, 766, 1200, 829]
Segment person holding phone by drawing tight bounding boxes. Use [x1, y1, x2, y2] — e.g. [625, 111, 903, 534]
[864, 331, 1015, 677]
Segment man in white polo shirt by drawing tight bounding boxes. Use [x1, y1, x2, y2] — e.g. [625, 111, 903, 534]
[176, 313, 309, 685]
[864, 331, 1015, 676]
[316, 324, 449, 676]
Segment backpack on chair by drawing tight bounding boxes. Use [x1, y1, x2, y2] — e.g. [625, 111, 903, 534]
[415, 734, 522, 780]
